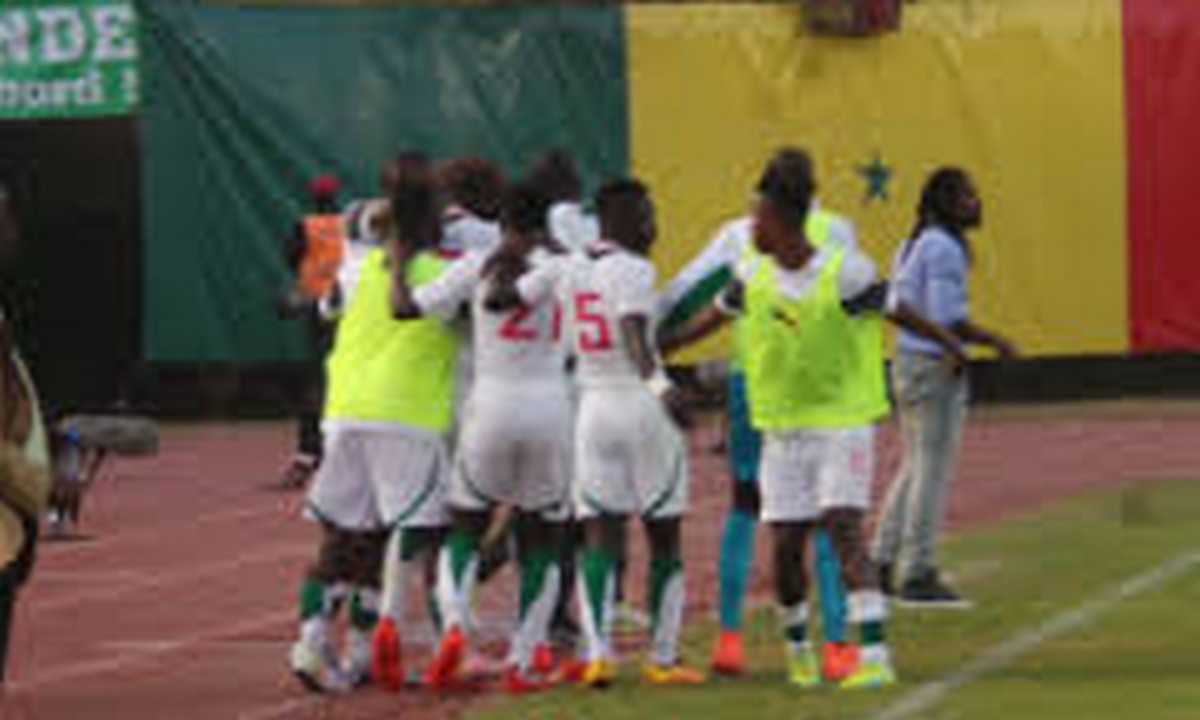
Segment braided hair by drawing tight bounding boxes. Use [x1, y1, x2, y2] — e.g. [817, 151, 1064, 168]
[906, 167, 974, 262]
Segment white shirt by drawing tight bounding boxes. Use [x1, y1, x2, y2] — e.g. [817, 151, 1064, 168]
[659, 206, 857, 320]
[416, 250, 567, 384]
[521, 243, 657, 389]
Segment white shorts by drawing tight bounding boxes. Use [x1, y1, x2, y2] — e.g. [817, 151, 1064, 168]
[573, 386, 688, 520]
[759, 426, 875, 523]
[307, 424, 448, 531]
[449, 381, 571, 518]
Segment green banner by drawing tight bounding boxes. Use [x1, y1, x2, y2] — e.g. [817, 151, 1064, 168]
[0, 0, 138, 119]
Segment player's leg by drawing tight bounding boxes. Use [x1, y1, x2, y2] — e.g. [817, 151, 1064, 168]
[374, 524, 445, 691]
[635, 399, 702, 686]
[819, 427, 896, 689]
[426, 508, 489, 687]
[292, 523, 353, 693]
[504, 512, 563, 691]
[759, 430, 824, 688]
[826, 508, 894, 689]
[343, 529, 388, 689]
[772, 520, 821, 688]
[813, 528, 854, 681]
[712, 372, 759, 676]
[577, 514, 623, 688]
[368, 431, 450, 691]
[294, 428, 373, 692]
[639, 516, 704, 685]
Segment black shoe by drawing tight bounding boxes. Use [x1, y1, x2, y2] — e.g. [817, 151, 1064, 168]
[899, 571, 973, 609]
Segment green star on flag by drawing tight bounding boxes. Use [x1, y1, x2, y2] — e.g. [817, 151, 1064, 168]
[859, 155, 893, 202]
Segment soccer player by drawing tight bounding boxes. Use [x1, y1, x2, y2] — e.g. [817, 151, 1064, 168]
[438, 157, 505, 256]
[514, 179, 703, 688]
[662, 160, 965, 689]
[389, 182, 571, 693]
[291, 156, 457, 694]
[527, 148, 599, 254]
[872, 168, 1017, 607]
[659, 148, 857, 678]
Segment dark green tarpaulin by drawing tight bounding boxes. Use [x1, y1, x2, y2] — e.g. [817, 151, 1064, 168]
[141, 1, 628, 362]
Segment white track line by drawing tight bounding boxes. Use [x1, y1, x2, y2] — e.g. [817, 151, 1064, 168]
[10, 608, 292, 691]
[237, 695, 326, 720]
[32, 542, 309, 613]
[869, 548, 1200, 720]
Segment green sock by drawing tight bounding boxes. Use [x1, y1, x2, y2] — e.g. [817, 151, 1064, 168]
[519, 547, 555, 621]
[349, 587, 380, 632]
[299, 577, 325, 622]
[581, 547, 615, 637]
[446, 530, 480, 589]
[648, 558, 685, 667]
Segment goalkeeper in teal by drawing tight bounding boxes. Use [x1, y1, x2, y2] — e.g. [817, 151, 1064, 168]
[659, 149, 856, 679]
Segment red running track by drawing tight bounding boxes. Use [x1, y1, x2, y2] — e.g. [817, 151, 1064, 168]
[2, 406, 1198, 720]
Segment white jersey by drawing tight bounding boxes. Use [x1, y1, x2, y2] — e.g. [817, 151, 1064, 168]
[524, 242, 657, 389]
[416, 249, 567, 385]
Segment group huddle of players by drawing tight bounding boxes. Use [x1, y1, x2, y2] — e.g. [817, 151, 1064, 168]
[286, 147, 968, 698]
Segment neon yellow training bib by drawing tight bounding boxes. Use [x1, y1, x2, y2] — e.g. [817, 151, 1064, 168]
[325, 248, 459, 431]
[741, 248, 889, 431]
[731, 208, 838, 370]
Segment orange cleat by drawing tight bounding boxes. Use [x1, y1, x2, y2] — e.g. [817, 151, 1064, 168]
[822, 642, 860, 683]
[710, 630, 746, 676]
[425, 625, 467, 690]
[371, 617, 404, 693]
[502, 665, 553, 695]
[531, 643, 556, 676]
[556, 657, 589, 684]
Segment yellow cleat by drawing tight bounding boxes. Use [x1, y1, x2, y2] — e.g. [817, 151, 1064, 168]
[641, 663, 706, 686]
[786, 650, 822, 689]
[839, 658, 897, 690]
[581, 659, 618, 689]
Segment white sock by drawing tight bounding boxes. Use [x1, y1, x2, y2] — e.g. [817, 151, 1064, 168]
[435, 543, 479, 634]
[379, 529, 407, 624]
[577, 566, 615, 663]
[650, 569, 685, 667]
[782, 601, 810, 657]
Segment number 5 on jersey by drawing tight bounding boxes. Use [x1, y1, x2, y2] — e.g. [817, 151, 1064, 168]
[574, 292, 613, 352]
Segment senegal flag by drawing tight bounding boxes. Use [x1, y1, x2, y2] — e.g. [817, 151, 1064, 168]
[631, 0, 1200, 361]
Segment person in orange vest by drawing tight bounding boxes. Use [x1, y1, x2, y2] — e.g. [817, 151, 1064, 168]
[277, 175, 345, 490]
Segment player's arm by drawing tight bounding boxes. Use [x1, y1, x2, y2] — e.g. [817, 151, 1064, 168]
[658, 276, 742, 358]
[842, 250, 968, 371]
[484, 254, 557, 313]
[391, 250, 477, 321]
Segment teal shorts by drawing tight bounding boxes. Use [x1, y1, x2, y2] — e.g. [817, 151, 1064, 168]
[727, 372, 762, 484]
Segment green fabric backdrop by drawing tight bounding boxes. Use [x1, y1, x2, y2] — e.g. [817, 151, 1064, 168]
[141, 1, 628, 362]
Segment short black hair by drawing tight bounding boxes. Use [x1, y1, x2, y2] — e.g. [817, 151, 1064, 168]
[596, 178, 648, 220]
[527, 149, 583, 204]
[757, 152, 815, 231]
[500, 181, 551, 236]
[439, 157, 507, 221]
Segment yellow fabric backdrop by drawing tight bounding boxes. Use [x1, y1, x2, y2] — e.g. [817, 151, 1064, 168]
[628, 0, 1128, 360]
